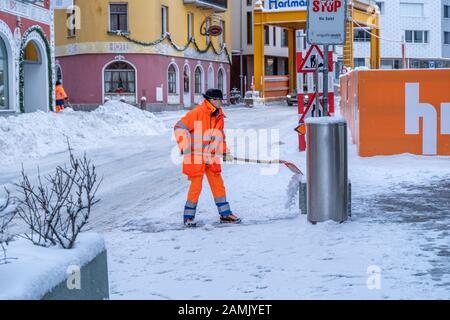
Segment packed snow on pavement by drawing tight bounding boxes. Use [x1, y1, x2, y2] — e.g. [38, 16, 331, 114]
[0, 101, 449, 299]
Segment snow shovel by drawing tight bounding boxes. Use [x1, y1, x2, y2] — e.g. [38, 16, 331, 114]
[232, 156, 304, 175]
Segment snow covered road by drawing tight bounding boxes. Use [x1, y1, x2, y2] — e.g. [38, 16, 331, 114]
[1, 103, 449, 299]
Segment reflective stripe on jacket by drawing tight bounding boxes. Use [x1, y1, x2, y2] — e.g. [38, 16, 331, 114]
[174, 100, 228, 177]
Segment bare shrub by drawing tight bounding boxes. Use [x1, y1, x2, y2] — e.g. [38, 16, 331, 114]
[15, 144, 102, 249]
[0, 189, 16, 264]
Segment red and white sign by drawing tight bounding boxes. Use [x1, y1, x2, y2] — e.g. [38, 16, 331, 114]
[297, 45, 333, 73]
[295, 40, 335, 151]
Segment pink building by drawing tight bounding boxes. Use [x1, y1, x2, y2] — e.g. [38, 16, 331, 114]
[0, 0, 54, 115]
[56, 53, 231, 111]
[55, 1, 232, 111]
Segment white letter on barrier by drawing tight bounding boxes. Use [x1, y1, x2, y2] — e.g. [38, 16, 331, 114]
[441, 103, 450, 135]
[405, 83, 437, 155]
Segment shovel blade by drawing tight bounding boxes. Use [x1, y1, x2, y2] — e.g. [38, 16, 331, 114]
[280, 160, 303, 175]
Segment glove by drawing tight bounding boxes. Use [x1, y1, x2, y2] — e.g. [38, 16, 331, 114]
[223, 151, 234, 162]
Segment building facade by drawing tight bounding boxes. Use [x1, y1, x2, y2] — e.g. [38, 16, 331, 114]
[0, 0, 54, 115]
[55, 0, 232, 110]
[231, 0, 289, 96]
[354, 0, 450, 69]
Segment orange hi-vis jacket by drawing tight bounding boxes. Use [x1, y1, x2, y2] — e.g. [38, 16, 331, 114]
[55, 84, 68, 101]
[174, 99, 228, 177]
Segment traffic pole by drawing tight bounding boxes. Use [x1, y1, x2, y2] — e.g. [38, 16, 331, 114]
[322, 45, 329, 116]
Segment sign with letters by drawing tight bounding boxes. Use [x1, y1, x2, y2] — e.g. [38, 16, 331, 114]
[264, 0, 308, 12]
[307, 0, 347, 45]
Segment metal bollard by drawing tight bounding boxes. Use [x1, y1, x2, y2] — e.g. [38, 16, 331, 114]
[305, 117, 349, 224]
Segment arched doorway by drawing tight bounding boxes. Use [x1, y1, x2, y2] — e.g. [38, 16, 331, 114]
[167, 63, 180, 104]
[0, 36, 9, 110]
[23, 40, 49, 113]
[103, 60, 136, 103]
[194, 65, 204, 104]
[183, 64, 191, 108]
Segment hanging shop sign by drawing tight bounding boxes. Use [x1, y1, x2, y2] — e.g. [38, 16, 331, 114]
[307, 0, 347, 45]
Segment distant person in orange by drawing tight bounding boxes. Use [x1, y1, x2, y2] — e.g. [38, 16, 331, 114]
[55, 80, 68, 113]
[174, 89, 241, 227]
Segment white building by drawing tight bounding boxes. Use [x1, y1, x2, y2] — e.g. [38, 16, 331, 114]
[354, 0, 450, 69]
[230, 0, 289, 94]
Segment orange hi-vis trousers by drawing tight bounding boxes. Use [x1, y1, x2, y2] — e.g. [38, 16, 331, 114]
[184, 165, 232, 219]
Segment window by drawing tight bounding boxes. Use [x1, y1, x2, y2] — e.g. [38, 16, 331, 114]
[381, 59, 403, 69]
[247, 0, 252, 6]
[246, 12, 253, 45]
[273, 27, 277, 46]
[445, 32, 450, 45]
[67, 6, 76, 37]
[445, 5, 450, 18]
[183, 66, 190, 94]
[218, 69, 224, 93]
[56, 65, 63, 83]
[405, 30, 429, 43]
[264, 26, 270, 45]
[109, 3, 128, 33]
[281, 29, 288, 47]
[400, 3, 424, 17]
[375, 2, 384, 15]
[104, 61, 135, 94]
[354, 58, 366, 67]
[168, 64, 177, 94]
[354, 28, 371, 42]
[0, 37, 8, 110]
[194, 67, 203, 94]
[279, 58, 288, 75]
[161, 5, 168, 35]
[220, 20, 225, 46]
[24, 41, 40, 63]
[208, 66, 214, 89]
[265, 57, 277, 75]
[187, 13, 193, 40]
[206, 18, 210, 45]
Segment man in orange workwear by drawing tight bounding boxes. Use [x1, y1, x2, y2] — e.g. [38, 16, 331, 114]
[55, 80, 69, 113]
[174, 89, 241, 227]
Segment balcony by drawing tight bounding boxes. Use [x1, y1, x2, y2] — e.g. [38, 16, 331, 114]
[184, 0, 227, 12]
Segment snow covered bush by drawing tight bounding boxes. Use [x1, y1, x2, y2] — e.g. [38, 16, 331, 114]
[15, 144, 102, 249]
[0, 189, 16, 264]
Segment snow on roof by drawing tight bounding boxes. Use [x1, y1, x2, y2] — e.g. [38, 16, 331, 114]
[0, 101, 167, 164]
[0, 233, 105, 300]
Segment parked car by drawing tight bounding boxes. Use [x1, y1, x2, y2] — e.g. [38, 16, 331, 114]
[287, 91, 308, 107]
[244, 91, 263, 108]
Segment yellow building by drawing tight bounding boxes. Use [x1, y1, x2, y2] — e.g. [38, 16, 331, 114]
[55, 0, 232, 109]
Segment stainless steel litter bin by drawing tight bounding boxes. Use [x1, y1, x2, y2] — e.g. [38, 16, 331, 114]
[306, 117, 348, 223]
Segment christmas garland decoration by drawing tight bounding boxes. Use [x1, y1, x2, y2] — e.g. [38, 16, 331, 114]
[19, 26, 53, 113]
[115, 31, 232, 64]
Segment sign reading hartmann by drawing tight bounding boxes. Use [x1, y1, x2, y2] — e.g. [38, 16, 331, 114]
[264, 0, 308, 11]
[307, 0, 347, 45]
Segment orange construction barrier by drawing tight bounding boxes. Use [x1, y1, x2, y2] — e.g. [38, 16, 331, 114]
[340, 69, 450, 157]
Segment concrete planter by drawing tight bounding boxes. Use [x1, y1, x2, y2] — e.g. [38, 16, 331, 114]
[43, 250, 109, 300]
[0, 233, 108, 300]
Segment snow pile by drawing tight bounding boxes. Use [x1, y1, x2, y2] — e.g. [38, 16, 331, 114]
[0, 101, 167, 164]
[285, 173, 302, 209]
[0, 233, 105, 300]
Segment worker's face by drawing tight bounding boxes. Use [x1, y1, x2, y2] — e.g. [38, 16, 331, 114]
[211, 99, 222, 109]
